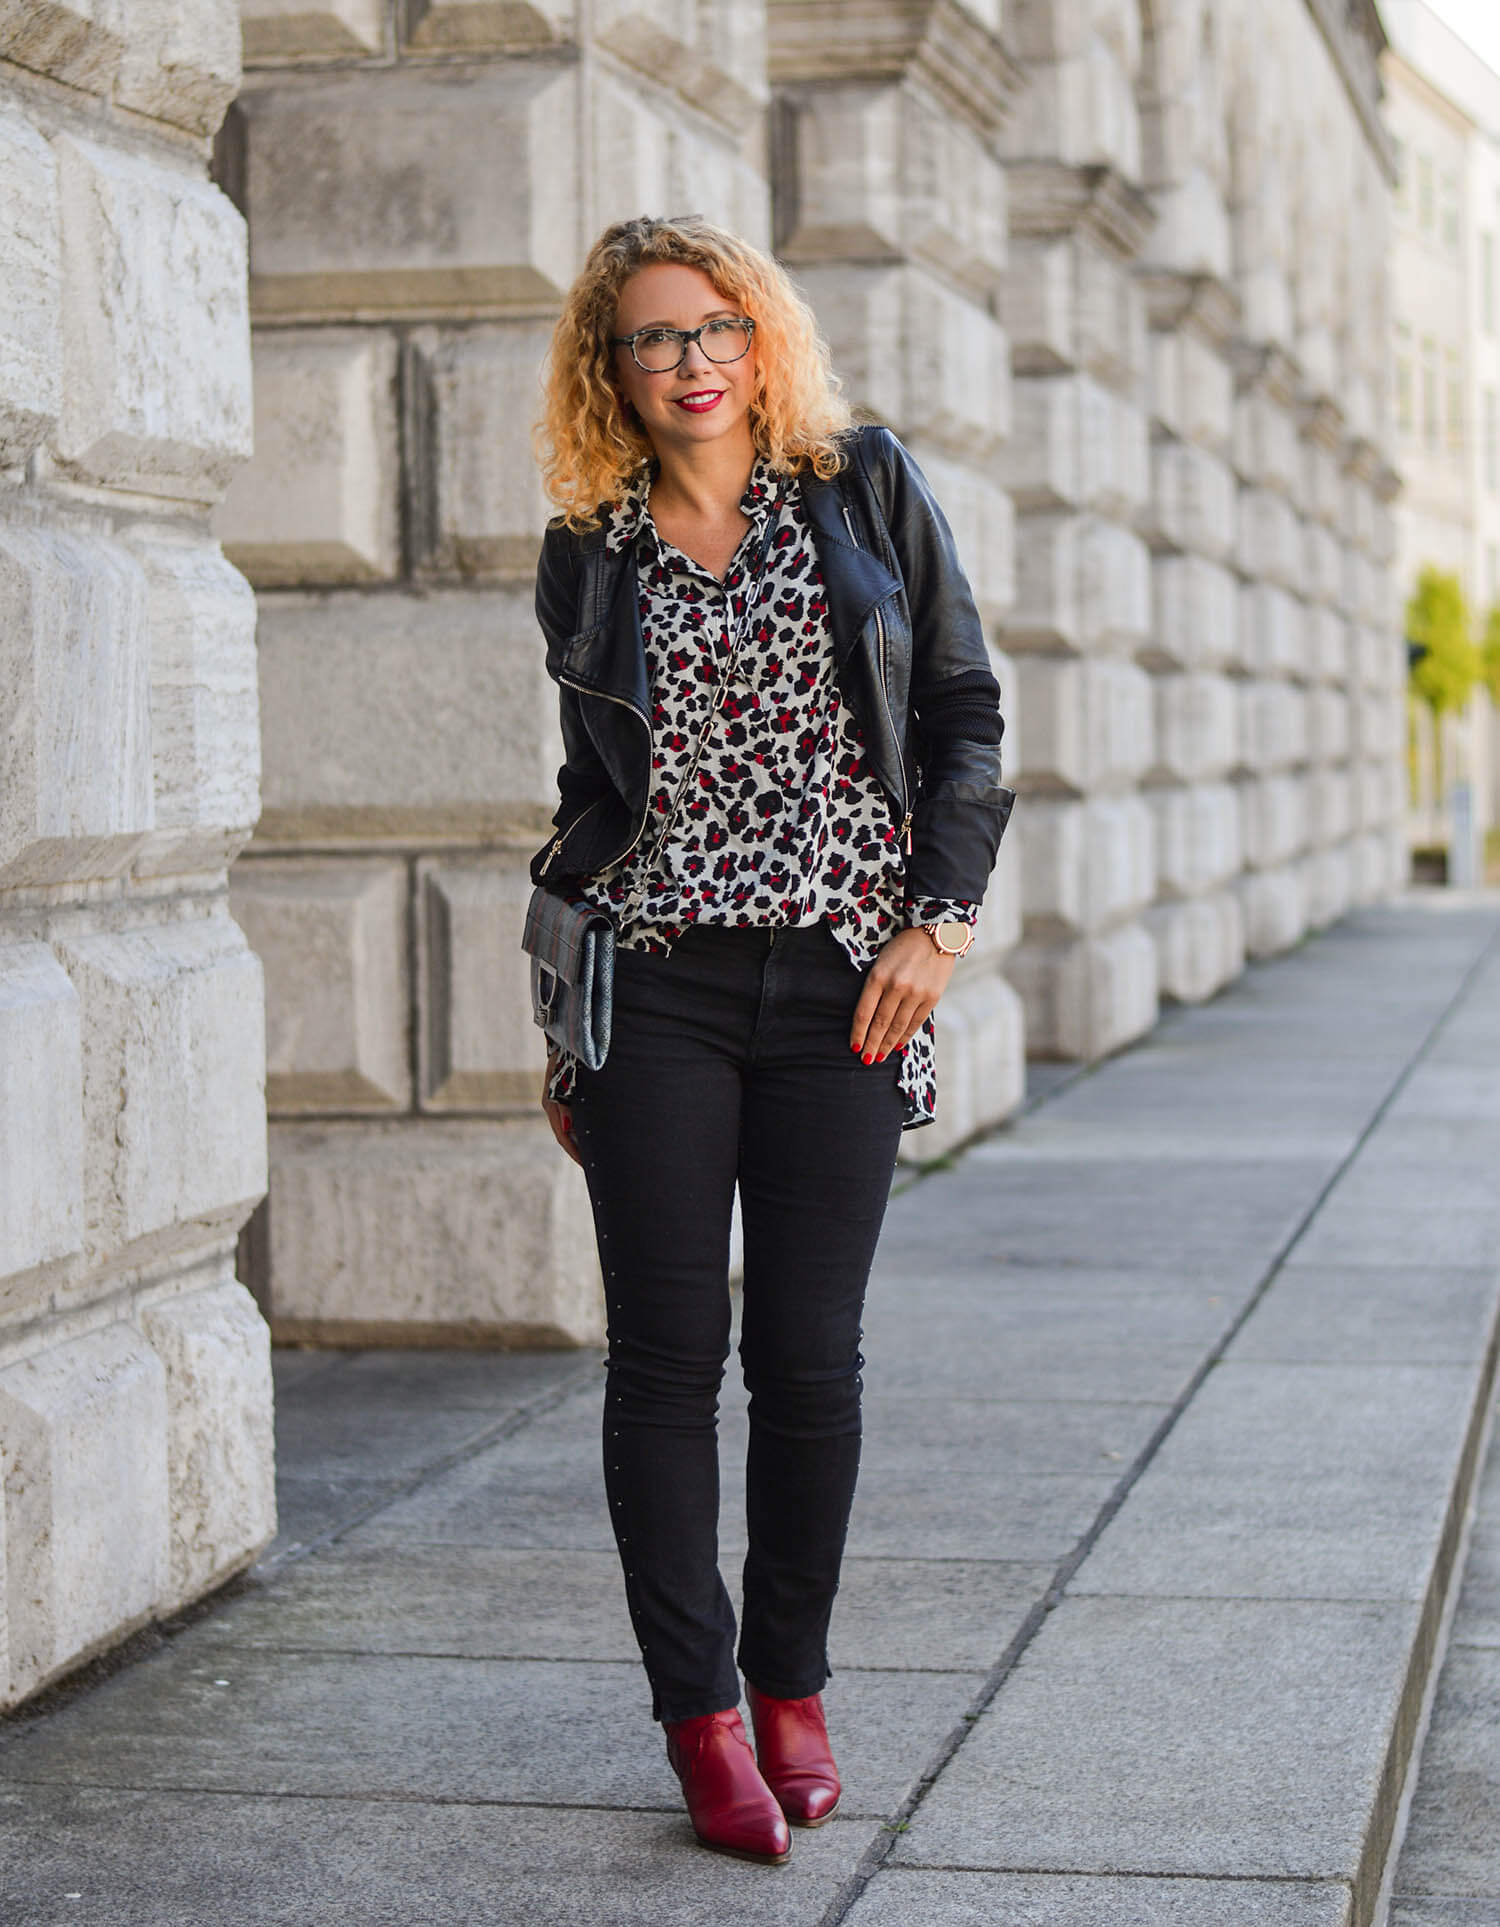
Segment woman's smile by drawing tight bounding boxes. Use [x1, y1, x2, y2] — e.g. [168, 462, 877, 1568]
[675, 389, 726, 412]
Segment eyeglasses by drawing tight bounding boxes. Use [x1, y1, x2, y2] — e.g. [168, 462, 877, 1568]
[610, 317, 756, 374]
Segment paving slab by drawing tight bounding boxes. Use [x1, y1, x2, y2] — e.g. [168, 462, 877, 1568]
[876, 1159, 1330, 1272]
[1071, 1363, 1480, 1601]
[345, 1403, 614, 1552]
[1345, 1117, 1500, 1173]
[272, 1349, 595, 1478]
[1391, 1904, 1500, 1925]
[1389, 1645, 1500, 1900]
[1288, 1205, 1500, 1271]
[0, 1787, 879, 1927]
[862, 1392, 1168, 1474]
[894, 1595, 1419, 1879]
[1385, 1367, 1500, 1917]
[1454, 1426, 1500, 1648]
[1226, 1269, 1499, 1368]
[862, 1266, 1243, 1404]
[269, 1472, 419, 1558]
[827, 1558, 1054, 1671]
[1387, 1066, 1500, 1122]
[1326, 1165, 1500, 1214]
[263, 1349, 599, 1560]
[843, 1464, 1120, 1563]
[266, 1349, 348, 1390]
[2, 1640, 978, 1821]
[842, 1394, 1165, 1562]
[214, 1543, 1051, 1675]
[220, 1545, 642, 1661]
[963, 1121, 1356, 1161]
[843, 1868, 1354, 1926]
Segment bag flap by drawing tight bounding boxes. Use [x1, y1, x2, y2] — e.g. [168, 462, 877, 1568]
[523, 889, 610, 988]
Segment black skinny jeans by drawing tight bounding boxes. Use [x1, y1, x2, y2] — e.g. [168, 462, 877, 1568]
[569, 921, 906, 1723]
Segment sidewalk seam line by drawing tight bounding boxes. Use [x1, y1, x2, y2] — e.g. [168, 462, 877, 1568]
[875, 1864, 1358, 1887]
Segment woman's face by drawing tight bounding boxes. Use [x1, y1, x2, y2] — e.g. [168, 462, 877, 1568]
[610, 262, 757, 464]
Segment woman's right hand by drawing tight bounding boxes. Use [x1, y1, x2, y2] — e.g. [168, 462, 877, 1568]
[542, 1053, 582, 1165]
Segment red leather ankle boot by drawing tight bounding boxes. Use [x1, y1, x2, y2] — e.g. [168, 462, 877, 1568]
[745, 1683, 841, 1826]
[663, 1708, 792, 1864]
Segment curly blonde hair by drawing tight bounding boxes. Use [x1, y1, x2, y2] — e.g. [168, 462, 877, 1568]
[535, 215, 852, 528]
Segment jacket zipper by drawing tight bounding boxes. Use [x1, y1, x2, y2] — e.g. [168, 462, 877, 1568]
[540, 675, 653, 877]
[841, 502, 913, 853]
[536, 792, 607, 878]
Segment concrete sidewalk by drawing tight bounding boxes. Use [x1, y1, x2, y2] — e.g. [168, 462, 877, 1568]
[2, 898, 1499, 1927]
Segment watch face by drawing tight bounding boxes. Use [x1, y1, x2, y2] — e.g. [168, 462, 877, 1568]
[936, 921, 970, 954]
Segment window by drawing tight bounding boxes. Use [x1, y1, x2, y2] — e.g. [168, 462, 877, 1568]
[1487, 389, 1499, 490]
[1423, 335, 1440, 451]
[1395, 323, 1415, 436]
[1418, 152, 1435, 232]
[1484, 233, 1496, 334]
[1441, 170, 1461, 253]
[1447, 348, 1465, 462]
[1393, 137, 1408, 213]
[1489, 543, 1499, 604]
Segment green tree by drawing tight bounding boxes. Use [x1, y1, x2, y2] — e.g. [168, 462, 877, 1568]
[1407, 566, 1480, 719]
[1406, 567, 1480, 807]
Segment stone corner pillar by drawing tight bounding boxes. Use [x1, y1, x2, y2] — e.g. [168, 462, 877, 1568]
[0, 1, 273, 1707]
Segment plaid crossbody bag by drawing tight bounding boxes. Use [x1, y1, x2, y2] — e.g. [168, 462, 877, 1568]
[522, 888, 615, 1072]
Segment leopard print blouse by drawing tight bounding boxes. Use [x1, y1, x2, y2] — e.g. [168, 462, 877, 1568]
[546, 455, 975, 1129]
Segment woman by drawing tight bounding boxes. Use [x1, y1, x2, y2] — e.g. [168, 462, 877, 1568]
[530, 215, 1012, 1864]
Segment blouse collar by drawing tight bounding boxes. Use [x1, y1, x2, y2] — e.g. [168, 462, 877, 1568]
[601, 453, 784, 560]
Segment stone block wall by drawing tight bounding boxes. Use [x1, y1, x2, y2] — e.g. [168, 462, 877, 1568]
[997, 0, 1403, 1055]
[1216, 2, 1404, 958]
[769, 0, 1029, 1157]
[0, 5, 273, 1708]
[222, 2, 772, 1342]
[223, 0, 1403, 1342]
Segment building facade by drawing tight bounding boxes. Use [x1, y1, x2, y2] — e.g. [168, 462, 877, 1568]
[0, 0, 1405, 1704]
[1382, 0, 1500, 845]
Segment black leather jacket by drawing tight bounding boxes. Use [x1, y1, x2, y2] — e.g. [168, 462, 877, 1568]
[530, 424, 1014, 906]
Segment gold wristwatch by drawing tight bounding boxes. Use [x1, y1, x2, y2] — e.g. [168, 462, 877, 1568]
[921, 918, 975, 959]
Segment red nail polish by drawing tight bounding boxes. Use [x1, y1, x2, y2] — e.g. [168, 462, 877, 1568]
[862, 1053, 874, 1065]
[876, 1053, 887, 1063]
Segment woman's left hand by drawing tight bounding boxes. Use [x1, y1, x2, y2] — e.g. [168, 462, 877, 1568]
[850, 928, 956, 1064]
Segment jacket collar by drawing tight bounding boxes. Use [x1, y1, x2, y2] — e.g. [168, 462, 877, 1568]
[797, 463, 902, 665]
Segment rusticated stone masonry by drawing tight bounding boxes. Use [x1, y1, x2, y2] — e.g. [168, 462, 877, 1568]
[0, 3, 273, 1708]
[769, 0, 1029, 1150]
[221, 3, 769, 1345]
